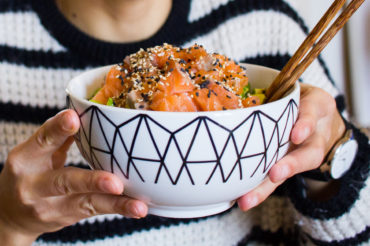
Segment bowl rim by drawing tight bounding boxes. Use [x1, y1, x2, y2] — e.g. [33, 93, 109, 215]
[66, 63, 300, 116]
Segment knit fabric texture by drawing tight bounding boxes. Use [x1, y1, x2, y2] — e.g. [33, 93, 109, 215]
[0, 0, 369, 245]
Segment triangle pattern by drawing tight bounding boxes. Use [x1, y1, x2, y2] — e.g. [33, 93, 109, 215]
[145, 117, 172, 157]
[187, 120, 218, 162]
[173, 118, 201, 158]
[204, 119, 232, 156]
[162, 139, 189, 184]
[72, 98, 299, 184]
[131, 118, 161, 160]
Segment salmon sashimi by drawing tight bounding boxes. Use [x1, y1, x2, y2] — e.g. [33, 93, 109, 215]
[90, 43, 265, 112]
[91, 67, 127, 105]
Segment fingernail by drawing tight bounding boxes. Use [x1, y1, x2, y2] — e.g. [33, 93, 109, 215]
[100, 178, 117, 193]
[61, 111, 74, 131]
[276, 165, 290, 182]
[301, 127, 310, 140]
[246, 195, 258, 209]
[129, 203, 146, 218]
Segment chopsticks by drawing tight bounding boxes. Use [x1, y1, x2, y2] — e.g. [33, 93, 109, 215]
[265, 0, 365, 102]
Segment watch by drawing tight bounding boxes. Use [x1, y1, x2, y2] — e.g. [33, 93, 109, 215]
[303, 128, 358, 181]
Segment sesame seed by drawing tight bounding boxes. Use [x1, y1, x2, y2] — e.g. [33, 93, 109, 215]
[200, 80, 210, 89]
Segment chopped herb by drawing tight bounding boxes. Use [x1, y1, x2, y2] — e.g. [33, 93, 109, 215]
[106, 97, 114, 106]
[241, 84, 251, 99]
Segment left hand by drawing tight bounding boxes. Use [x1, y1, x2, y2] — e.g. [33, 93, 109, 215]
[237, 83, 346, 211]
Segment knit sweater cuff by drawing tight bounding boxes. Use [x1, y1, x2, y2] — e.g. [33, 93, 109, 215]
[286, 123, 369, 218]
[284, 123, 370, 244]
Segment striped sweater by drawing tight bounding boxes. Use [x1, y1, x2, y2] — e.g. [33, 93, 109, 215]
[0, 0, 369, 245]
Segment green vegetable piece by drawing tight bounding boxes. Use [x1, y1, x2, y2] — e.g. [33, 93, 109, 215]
[106, 97, 114, 106]
[241, 84, 251, 99]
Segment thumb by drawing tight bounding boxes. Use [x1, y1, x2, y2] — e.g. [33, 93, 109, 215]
[20, 110, 79, 161]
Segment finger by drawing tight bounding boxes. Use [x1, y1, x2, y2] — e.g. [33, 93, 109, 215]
[291, 86, 320, 144]
[291, 85, 336, 145]
[34, 167, 124, 197]
[57, 136, 75, 155]
[237, 178, 284, 211]
[20, 110, 80, 160]
[290, 99, 318, 145]
[51, 136, 75, 169]
[269, 133, 326, 183]
[61, 193, 148, 220]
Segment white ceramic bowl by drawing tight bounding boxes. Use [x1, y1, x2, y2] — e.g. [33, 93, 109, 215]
[66, 64, 300, 218]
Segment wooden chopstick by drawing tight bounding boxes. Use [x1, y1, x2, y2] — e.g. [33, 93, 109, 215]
[265, 0, 346, 100]
[265, 0, 365, 102]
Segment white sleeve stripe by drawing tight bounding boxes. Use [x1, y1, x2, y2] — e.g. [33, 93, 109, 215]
[0, 12, 66, 52]
[295, 176, 370, 242]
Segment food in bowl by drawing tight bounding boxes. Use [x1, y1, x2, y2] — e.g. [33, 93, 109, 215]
[90, 43, 266, 111]
[66, 45, 300, 218]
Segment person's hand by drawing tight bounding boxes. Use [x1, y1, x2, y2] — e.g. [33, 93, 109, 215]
[237, 83, 346, 210]
[0, 110, 148, 246]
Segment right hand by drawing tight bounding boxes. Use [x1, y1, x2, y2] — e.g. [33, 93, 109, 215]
[0, 110, 148, 245]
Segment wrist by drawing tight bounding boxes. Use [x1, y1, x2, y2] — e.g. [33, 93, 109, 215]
[0, 218, 37, 246]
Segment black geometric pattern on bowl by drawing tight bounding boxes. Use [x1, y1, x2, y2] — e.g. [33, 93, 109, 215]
[67, 96, 298, 185]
